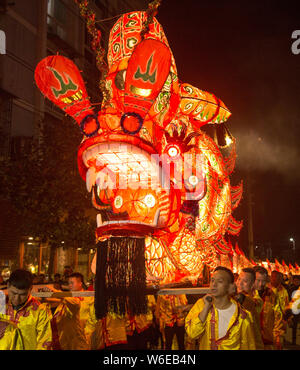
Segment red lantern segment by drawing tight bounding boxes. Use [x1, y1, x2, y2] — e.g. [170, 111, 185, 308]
[35, 55, 97, 134]
[123, 39, 171, 120]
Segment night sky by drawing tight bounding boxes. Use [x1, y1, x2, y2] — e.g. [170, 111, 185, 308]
[156, 1, 300, 260]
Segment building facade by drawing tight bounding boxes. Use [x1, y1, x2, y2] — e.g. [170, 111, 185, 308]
[0, 0, 148, 279]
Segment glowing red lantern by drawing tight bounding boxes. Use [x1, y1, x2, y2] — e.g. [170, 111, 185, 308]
[35, 55, 99, 137]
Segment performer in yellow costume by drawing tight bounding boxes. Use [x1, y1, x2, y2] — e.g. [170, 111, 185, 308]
[85, 304, 128, 350]
[51, 273, 94, 350]
[269, 271, 289, 315]
[185, 266, 256, 350]
[155, 293, 188, 349]
[254, 266, 286, 349]
[2, 269, 52, 350]
[126, 295, 156, 349]
[235, 268, 264, 349]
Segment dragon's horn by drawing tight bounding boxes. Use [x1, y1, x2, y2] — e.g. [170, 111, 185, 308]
[35, 55, 99, 137]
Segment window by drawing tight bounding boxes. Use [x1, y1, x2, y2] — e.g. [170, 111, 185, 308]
[47, 0, 67, 41]
[47, 0, 81, 53]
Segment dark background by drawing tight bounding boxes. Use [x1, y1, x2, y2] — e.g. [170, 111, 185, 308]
[156, 0, 300, 262]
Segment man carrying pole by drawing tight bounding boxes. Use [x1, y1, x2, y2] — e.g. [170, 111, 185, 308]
[50, 272, 94, 350]
[0, 269, 52, 350]
[185, 266, 256, 350]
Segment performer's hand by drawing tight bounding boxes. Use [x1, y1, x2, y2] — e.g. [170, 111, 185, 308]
[203, 294, 213, 307]
[198, 295, 213, 323]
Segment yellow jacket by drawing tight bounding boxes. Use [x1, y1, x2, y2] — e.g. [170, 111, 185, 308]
[85, 304, 127, 349]
[52, 296, 94, 350]
[241, 292, 264, 350]
[0, 315, 24, 350]
[185, 298, 256, 350]
[270, 285, 289, 314]
[155, 294, 188, 328]
[126, 295, 156, 335]
[4, 296, 52, 350]
[259, 287, 286, 348]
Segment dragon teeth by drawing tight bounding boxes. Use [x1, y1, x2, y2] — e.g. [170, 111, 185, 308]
[86, 167, 96, 192]
[96, 214, 102, 227]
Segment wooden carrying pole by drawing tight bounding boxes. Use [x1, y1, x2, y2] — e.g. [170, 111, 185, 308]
[38, 243, 43, 275]
[19, 241, 25, 269]
[31, 287, 211, 298]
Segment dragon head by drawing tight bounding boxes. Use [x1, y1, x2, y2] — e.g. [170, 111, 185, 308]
[35, 10, 240, 285]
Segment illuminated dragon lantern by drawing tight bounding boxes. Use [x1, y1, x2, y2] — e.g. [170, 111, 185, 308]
[34, 10, 243, 318]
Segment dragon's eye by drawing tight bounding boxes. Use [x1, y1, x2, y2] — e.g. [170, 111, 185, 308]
[167, 145, 180, 158]
[114, 195, 123, 209]
[144, 194, 156, 208]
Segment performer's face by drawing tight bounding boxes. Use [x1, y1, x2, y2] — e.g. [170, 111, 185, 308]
[254, 272, 267, 292]
[7, 284, 31, 307]
[68, 277, 83, 291]
[270, 271, 281, 288]
[210, 270, 234, 298]
[236, 272, 254, 294]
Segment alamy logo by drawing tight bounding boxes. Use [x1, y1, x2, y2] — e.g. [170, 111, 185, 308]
[93, 150, 206, 200]
[291, 30, 300, 55]
[0, 30, 6, 55]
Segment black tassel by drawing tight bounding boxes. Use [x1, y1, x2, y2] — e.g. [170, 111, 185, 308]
[94, 237, 147, 319]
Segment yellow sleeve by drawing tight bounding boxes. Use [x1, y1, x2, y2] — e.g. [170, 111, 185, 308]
[0, 316, 24, 350]
[84, 303, 104, 350]
[273, 300, 286, 342]
[154, 296, 166, 332]
[154, 296, 162, 321]
[240, 312, 256, 350]
[282, 289, 289, 310]
[185, 298, 206, 340]
[147, 295, 156, 312]
[84, 303, 97, 345]
[11, 327, 24, 350]
[179, 294, 188, 306]
[36, 304, 53, 350]
[253, 294, 263, 315]
[63, 297, 81, 310]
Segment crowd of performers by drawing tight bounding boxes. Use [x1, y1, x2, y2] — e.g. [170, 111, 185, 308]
[0, 266, 299, 350]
